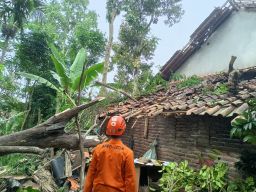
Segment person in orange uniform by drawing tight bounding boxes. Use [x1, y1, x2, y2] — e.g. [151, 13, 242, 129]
[83, 115, 136, 192]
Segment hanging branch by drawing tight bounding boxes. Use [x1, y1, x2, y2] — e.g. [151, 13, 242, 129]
[95, 81, 138, 102]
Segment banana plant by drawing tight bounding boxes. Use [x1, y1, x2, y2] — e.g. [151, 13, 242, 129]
[18, 44, 104, 106]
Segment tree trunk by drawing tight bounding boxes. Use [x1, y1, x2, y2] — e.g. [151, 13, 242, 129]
[100, 11, 117, 96]
[0, 99, 104, 149]
[132, 57, 140, 96]
[0, 134, 99, 150]
[132, 68, 139, 96]
[0, 36, 10, 64]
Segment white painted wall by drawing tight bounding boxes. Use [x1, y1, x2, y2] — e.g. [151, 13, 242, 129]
[177, 10, 256, 77]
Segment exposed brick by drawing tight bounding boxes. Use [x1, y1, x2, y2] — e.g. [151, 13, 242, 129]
[122, 115, 254, 177]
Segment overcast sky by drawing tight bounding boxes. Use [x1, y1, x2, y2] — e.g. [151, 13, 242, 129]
[88, 0, 226, 78]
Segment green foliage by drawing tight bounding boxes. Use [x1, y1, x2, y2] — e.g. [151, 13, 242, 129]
[16, 31, 54, 80]
[170, 72, 186, 81]
[158, 161, 195, 192]
[17, 187, 40, 192]
[18, 45, 103, 93]
[75, 20, 106, 65]
[0, 154, 40, 175]
[158, 161, 256, 192]
[0, 65, 23, 116]
[15, 31, 57, 127]
[0, 0, 42, 39]
[50, 45, 104, 93]
[49, 43, 71, 90]
[141, 73, 169, 95]
[213, 83, 229, 95]
[227, 177, 256, 192]
[80, 62, 104, 89]
[28, 0, 105, 64]
[0, 111, 26, 135]
[231, 99, 256, 144]
[17, 72, 62, 93]
[19, 46, 104, 109]
[112, 0, 183, 96]
[198, 163, 228, 191]
[177, 75, 202, 89]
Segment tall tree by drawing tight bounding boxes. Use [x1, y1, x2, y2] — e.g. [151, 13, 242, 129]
[100, 0, 123, 95]
[113, 0, 183, 95]
[29, 0, 105, 64]
[0, 0, 43, 63]
[16, 31, 56, 128]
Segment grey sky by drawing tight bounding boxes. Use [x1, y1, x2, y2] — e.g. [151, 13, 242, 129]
[88, 0, 226, 76]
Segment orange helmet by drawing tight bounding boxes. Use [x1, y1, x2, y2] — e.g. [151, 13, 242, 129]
[106, 116, 126, 136]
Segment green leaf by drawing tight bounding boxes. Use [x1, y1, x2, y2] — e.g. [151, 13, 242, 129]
[70, 48, 87, 85]
[72, 62, 104, 91]
[230, 128, 238, 136]
[82, 62, 104, 87]
[231, 117, 247, 127]
[50, 70, 61, 84]
[48, 43, 65, 65]
[17, 72, 62, 93]
[49, 44, 70, 90]
[243, 135, 256, 144]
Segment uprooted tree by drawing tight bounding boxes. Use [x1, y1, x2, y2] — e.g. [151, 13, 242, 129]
[0, 97, 104, 155]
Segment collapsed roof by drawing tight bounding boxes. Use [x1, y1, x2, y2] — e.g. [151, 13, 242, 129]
[100, 67, 256, 120]
[160, 0, 256, 80]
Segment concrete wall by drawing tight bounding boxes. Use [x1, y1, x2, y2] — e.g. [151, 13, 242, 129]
[177, 10, 256, 77]
[123, 115, 253, 177]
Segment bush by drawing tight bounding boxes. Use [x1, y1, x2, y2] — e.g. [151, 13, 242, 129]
[158, 161, 195, 192]
[157, 161, 256, 192]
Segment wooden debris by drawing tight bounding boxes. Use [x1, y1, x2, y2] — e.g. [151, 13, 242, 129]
[65, 151, 72, 177]
[33, 167, 58, 192]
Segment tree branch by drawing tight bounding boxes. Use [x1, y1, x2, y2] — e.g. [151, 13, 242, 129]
[0, 146, 45, 156]
[95, 81, 138, 102]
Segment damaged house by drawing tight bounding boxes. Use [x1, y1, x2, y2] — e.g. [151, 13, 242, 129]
[100, 0, 256, 179]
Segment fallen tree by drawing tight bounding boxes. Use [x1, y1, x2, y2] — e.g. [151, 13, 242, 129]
[0, 98, 104, 150]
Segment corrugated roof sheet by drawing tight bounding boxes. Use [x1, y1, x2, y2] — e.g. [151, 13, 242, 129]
[100, 68, 256, 119]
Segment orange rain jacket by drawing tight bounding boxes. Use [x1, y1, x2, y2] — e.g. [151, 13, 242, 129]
[83, 139, 136, 192]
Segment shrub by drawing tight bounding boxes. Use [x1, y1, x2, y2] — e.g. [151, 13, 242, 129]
[158, 161, 196, 192]
[157, 161, 256, 192]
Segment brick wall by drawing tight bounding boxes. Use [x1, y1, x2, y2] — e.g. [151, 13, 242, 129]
[122, 115, 253, 177]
